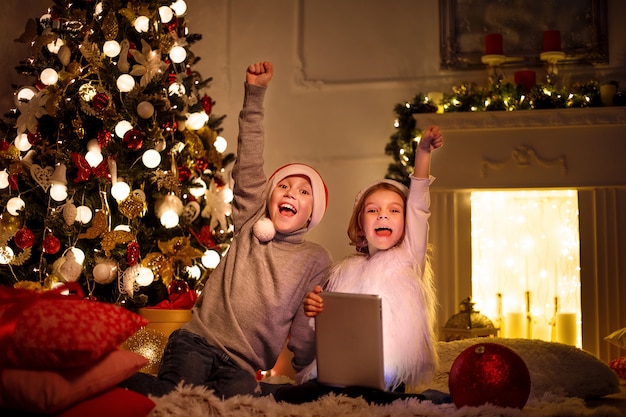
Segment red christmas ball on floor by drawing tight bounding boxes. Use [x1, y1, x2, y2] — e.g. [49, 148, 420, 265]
[448, 342, 531, 409]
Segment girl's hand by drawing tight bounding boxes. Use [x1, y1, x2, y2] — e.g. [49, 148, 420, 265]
[419, 125, 444, 152]
[303, 285, 324, 317]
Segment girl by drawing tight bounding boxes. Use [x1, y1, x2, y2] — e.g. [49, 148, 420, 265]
[276, 126, 443, 404]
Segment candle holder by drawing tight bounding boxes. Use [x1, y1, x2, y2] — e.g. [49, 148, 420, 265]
[540, 51, 566, 85]
[481, 54, 506, 85]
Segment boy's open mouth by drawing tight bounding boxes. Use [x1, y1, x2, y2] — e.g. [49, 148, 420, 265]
[279, 203, 297, 216]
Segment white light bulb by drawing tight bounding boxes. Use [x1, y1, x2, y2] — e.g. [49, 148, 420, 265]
[70, 247, 85, 265]
[94, 2, 103, 16]
[168, 82, 186, 96]
[87, 139, 101, 153]
[0, 246, 15, 265]
[85, 150, 103, 168]
[214, 135, 227, 153]
[223, 188, 234, 204]
[202, 250, 220, 269]
[135, 266, 155, 286]
[159, 6, 174, 23]
[50, 184, 68, 201]
[103, 40, 121, 57]
[186, 265, 201, 280]
[15, 86, 37, 106]
[170, 0, 187, 16]
[47, 38, 64, 54]
[169, 46, 187, 64]
[116, 74, 135, 92]
[134, 16, 150, 32]
[6, 197, 25, 216]
[115, 120, 133, 138]
[160, 210, 179, 228]
[142, 149, 161, 168]
[186, 112, 207, 130]
[40, 68, 59, 85]
[14, 133, 32, 152]
[0, 170, 9, 189]
[111, 181, 131, 201]
[189, 178, 207, 197]
[114, 224, 132, 232]
[75, 206, 93, 224]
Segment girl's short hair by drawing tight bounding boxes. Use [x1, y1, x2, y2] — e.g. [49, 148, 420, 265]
[347, 181, 408, 254]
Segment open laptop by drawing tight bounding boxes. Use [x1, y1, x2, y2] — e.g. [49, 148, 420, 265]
[314, 291, 386, 390]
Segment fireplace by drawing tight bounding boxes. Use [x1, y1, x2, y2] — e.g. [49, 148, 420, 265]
[415, 107, 626, 362]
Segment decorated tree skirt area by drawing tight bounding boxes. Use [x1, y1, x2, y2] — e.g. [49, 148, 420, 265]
[146, 338, 626, 417]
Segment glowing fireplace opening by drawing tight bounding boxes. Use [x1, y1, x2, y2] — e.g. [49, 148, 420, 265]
[470, 189, 581, 347]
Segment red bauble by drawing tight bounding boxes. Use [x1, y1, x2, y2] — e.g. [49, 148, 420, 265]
[194, 157, 209, 173]
[127, 242, 140, 267]
[27, 131, 42, 145]
[168, 279, 189, 296]
[0, 141, 9, 151]
[97, 129, 112, 149]
[160, 119, 177, 133]
[178, 166, 191, 182]
[201, 95, 212, 114]
[449, 342, 530, 409]
[92, 93, 109, 111]
[14, 227, 36, 249]
[42, 235, 61, 255]
[122, 129, 145, 150]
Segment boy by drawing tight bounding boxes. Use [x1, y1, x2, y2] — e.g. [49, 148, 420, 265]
[123, 62, 331, 398]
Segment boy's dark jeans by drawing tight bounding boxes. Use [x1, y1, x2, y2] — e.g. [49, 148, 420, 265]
[121, 329, 259, 398]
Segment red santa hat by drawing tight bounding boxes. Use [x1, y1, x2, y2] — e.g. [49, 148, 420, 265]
[253, 163, 328, 242]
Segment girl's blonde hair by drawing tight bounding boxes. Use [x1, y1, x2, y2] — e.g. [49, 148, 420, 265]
[347, 181, 408, 255]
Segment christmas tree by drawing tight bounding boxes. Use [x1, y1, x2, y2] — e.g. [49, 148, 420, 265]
[0, 0, 234, 308]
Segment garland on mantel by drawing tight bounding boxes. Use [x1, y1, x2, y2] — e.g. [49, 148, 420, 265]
[385, 80, 625, 185]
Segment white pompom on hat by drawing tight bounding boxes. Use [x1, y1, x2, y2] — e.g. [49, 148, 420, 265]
[253, 163, 328, 242]
[353, 179, 408, 208]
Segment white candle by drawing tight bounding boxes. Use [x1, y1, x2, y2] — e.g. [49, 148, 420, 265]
[556, 313, 577, 346]
[505, 312, 525, 339]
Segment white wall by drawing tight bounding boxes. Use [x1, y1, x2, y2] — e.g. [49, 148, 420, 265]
[2, 0, 625, 263]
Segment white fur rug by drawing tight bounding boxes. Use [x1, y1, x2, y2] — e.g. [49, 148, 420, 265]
[147, 338, 623, 416]
[147, 384, 620, 417]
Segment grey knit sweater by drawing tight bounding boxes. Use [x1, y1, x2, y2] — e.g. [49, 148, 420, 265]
[183, 83, 332, 378]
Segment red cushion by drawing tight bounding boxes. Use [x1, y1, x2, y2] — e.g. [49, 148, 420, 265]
[609, 356, 626, 379]
[0, 349, 147, 414]
[0, 286, 147, 369]
[55, 388, 155, 417]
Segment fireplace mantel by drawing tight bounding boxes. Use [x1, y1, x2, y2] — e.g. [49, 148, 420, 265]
[415, 107, 626, 190]
[416, 107, 626, 131]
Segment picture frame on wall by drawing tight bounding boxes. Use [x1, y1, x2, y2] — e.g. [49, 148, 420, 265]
[439, 0, 609, 70]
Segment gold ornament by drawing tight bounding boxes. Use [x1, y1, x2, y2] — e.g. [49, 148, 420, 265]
[121, 328, 168, 376]
[141, 252, 173, 286]
[0, 144, 20, 161]
[101, 230, 136, 254]
[78, 210, 108, 239]
[14, 280, 43, 292]
[0, 212, 24, 235]
[158, 236, 204, 267]
[118, 193, 146, 219]
[102, 11, 119, 40]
